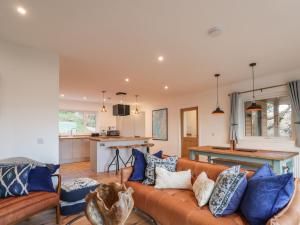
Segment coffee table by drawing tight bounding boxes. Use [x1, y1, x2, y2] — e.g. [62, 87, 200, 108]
[66, 208, 157, 225]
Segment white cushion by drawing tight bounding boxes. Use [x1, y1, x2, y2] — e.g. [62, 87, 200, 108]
[193, 172, 215, 207]
[154, 167, 192, 189]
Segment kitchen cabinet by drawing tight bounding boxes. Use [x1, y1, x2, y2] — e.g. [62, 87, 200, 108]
[59, 138, 90, 164]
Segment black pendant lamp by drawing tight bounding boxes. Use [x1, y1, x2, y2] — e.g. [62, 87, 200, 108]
[246, 63, 262, 112]
[212, 74, 224, 114]
[134, 95, 140, 114]
[100, 90, 107, 112]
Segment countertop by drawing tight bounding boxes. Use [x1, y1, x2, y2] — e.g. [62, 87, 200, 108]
[59, 135, 151, 142]
[189, 146, 299, 161]
[89, 136, 152, 142]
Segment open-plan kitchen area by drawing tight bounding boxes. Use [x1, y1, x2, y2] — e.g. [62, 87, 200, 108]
[1, 1, 300, 225]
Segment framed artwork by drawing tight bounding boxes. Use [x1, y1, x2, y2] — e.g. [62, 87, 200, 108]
[152, 108, 168, 141]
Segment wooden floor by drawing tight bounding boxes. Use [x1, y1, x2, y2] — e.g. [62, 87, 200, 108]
[18, 161, 121, 225]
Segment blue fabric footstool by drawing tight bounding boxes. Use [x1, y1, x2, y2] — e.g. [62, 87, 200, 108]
[60, 178, 99, 216]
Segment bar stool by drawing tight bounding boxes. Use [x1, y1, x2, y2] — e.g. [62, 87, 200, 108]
[141, 143, 155, 153]
[107, 146, 128, 174]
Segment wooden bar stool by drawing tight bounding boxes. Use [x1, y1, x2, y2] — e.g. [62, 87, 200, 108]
[107, 146, 128, 174]
[141, 143, 155, 153]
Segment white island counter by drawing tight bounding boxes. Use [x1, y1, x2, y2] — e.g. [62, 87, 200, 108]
[89, 136, 151, 172]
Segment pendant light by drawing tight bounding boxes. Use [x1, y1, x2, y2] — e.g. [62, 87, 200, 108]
[100, 90, 107, 112]
[246, 63, 262, 112]
[134, 95, 140, 114]
[212, 74, 224, 114]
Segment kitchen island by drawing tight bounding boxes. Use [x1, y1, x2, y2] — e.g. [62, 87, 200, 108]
[90, 136, 151, 173]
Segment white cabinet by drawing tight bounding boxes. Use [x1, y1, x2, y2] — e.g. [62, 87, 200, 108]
[59, 138, 90, 164]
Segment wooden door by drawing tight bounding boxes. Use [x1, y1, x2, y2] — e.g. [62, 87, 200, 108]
[181, 107, 199, 158]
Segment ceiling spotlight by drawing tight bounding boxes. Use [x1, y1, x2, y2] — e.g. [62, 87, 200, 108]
[164, 85, 169, 90]
[158, 56, 164, 62]
[125, 78, 130, 82]
[207, 26, 222, 37]
[60, 94, 65, 97]
[17, 7, 27, 15]
[83, 96, 87, 100]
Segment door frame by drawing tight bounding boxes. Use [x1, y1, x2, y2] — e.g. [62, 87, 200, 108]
[180, 106, 199, 157]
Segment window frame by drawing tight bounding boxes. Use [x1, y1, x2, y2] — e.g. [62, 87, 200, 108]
[238, 89, 294, 142]
[58, 109, 97, 135]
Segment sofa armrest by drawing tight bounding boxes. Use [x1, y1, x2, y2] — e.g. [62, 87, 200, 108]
[267, 178, 300, 225]
[51, 174, 62, 195]
[121, 167, 133, 184]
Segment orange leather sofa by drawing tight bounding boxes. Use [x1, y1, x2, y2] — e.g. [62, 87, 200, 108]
[121, 158, 300, 225]
[0, 174, 61, 225]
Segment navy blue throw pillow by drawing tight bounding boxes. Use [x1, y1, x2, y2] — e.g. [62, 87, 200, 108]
[0, 164, 31, 198]
[129, 149, 163, 181]
[251, 163, 275, 180]
[28, 166, 55, 192]
[240, 164, 294, 225]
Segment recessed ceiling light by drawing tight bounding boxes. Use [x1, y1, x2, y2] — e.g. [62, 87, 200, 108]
[60, 94, 65, 97]
[125, 78, 130, 82]
[83, 96, 87, 100]
[158, 56, 164, 62]
[207, 26, 222, 37]
[17, 6, 27, 15]
[164, 85, 169, 90]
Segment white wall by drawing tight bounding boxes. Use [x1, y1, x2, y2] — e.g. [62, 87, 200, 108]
[59, 99, 116, 132]
[144, 69, 300, 157]
[0, 39, 59, 163]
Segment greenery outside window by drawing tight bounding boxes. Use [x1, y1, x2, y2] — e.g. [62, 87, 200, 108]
[59, 110, 97, 134]
[244, 96, 292, 138]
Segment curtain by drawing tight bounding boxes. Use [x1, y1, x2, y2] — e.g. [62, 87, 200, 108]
[288, 80, 300, 147]
[229, 92, 239, 143]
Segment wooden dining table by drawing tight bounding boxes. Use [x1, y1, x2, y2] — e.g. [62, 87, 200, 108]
[189, 146, 299, 174]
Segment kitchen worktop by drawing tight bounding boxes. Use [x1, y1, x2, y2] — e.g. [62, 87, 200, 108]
[89, 136, 152, 142]
[59, 135, 151, 142]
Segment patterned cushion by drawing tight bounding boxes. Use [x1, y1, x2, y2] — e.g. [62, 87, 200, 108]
[209, 165, 247, 217]
[0, 164, 32, 198]
[143, 154, 178, 185]
[193, 172, 215, 207]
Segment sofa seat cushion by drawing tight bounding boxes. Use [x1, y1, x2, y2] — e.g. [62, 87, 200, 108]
[0, 192, 59, 225]
[126, 181, 248, 225]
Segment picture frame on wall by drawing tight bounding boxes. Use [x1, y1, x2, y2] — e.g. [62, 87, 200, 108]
[152, 108, 168, 141]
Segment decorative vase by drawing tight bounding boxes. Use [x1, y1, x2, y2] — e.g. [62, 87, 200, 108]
[85, 182, 134, 225]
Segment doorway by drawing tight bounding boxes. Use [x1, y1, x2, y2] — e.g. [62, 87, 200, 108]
[181, 107, 199, 158]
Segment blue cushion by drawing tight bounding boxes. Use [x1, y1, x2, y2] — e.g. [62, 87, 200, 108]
[0, 164, 31, 198]
[27, 166, 55, 192]
[61, 178, 99, 202]
[129, 149, 163, 181]
[251, 163, 275, 180]
[46, 164, 60, 174]
[209, 165, 247, 217]
[240, 164, 294, 225]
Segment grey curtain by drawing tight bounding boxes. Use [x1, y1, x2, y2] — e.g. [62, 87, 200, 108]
[229, 92, 239, 143]
[288, 80, 300, 147]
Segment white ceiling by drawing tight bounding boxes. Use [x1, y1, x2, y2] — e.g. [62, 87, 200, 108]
[1, 0, 300, 103]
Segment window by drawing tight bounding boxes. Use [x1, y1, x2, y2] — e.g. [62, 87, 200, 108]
[244, 96, 292, 137]
[59, 110, 97, 134]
